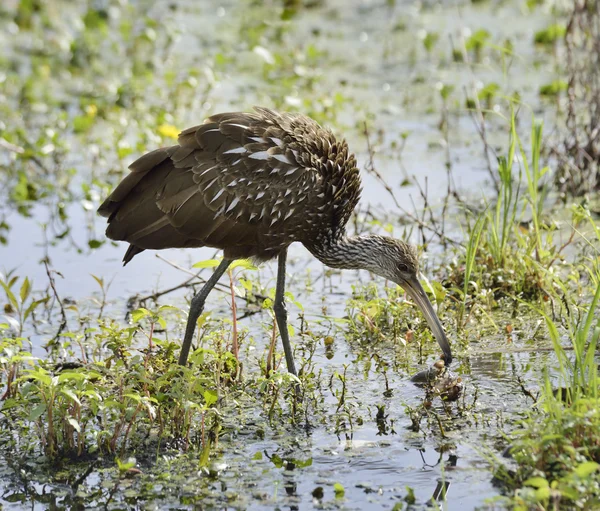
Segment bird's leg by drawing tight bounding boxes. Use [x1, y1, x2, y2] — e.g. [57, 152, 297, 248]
[178, 258, 233, 366]
[273, 248, 298, 377]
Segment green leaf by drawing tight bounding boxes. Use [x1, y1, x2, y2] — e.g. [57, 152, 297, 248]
[192, 259, 220, 269]
[67, 417, 81, 433]
[57, 371, 86, 383]
[238, 278, 253, 292]
[131, 308, 151, 323]
[252, 451, 263, 460]
[158, 305, 180, 314]
[535, 486, 551, 501]
[198, 438, 212, 468]
[574, 461, 600, 478]
[1, 280, 19, 311]
[61, 389, 82, 406]
[116, 457, 136, 472]
[196, 312, 211, 329]
[334, 482, 345, 497]
[29, 403, 47, 420]
[523, 477, 549, 489]
[230, 259, 258, 271]
[23, 369, 52, 386]
[203, 389, 218, 407]
[293, 457, 313, 468]
[73, 114, 95, 134]
[23, 297, 49, 323]
[19, 277, 31, 302]
[557, 484, 579, 501]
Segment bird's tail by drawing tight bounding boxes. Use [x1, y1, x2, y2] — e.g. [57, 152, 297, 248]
[123, 244, 145, 266]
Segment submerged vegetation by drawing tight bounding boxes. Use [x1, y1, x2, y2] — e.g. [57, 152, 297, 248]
[1, 0, 599, 509]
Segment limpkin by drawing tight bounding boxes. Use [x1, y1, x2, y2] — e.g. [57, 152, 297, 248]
[98, 107, 453, 374]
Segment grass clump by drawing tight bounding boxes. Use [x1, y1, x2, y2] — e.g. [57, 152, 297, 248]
[444, 111, 553, 318]
[0, 308, 229, 460]
[491, 281, 600, 509]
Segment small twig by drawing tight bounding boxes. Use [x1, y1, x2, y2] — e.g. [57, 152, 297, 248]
[0, 137, 25, 154]
[428, 409, 447, 438]
[138, 274, 200, 307]
[227, 269, 240, 370]
[546, 228, 577, 268]
[363, 121, 402, 209]
[266, 319, 277, 376]
[71, 461, 98, 490]
[133, 253, 267, 306]
[400, 203, 462, 247]
[44, 260, 68, 344]
[516, 376, 538, 403]
[1, 136, 52, 175]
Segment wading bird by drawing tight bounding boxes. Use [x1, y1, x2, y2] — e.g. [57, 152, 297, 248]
[98, 107, 453, 373]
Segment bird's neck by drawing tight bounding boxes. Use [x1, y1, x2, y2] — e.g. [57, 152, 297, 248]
[306, 234, 376, 271]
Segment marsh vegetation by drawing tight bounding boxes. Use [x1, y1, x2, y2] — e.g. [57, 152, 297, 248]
[0, 0, 599, 509]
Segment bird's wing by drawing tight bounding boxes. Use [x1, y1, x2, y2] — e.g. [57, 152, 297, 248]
[99, 109, 325, 258]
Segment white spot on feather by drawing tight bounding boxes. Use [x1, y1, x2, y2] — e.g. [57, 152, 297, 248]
[284, 209, 294, 220]
[223, 147, 247, 154]
[210, 189, 225, 203]
[272, 154, 290, 164]
[256, 191, 265, 200]
[225, 123, 249, 130]
[249, 151, 269, 160]
[226, 197, 239, 213]
[213, 202, 227, 219]
[199, 164, 219, 177]
[270, 137, 283, 147]
[203, 177, 219, 191]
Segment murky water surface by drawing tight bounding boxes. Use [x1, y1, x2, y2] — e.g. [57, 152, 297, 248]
[0, 0, 562, 509]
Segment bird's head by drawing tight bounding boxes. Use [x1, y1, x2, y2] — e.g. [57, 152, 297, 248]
[364, 236, 453, 365]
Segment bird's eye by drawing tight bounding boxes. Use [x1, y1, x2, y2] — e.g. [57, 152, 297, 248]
[398, 263, 409, 273]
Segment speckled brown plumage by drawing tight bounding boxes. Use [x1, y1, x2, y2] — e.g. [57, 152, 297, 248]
[98, 107, 361, 264]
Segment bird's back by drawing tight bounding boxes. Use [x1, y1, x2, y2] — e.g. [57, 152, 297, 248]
[98, 107, 362, 264]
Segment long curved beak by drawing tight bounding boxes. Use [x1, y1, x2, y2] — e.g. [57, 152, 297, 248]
[397, 275, 453, 365]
